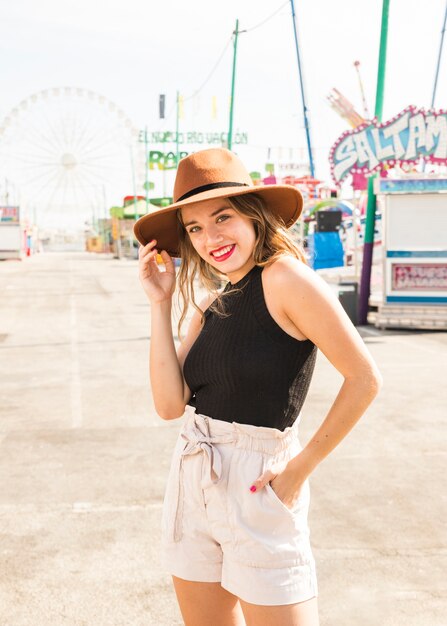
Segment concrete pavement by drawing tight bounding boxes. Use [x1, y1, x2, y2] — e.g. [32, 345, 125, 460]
[0, 252, 445, 625]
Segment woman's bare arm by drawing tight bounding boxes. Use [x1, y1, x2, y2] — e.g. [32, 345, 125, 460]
[138, 242, 185, 419]
[150, 293, 216, 419]
[149, 299, 186, 419]
[267, 256, 383, 478]
[138, 240, 210, 419]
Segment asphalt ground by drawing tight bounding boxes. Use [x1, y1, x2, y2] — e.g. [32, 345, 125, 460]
[0, 252, 445, 626]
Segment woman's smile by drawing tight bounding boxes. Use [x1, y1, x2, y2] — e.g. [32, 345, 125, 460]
[209, 244, 236, 261]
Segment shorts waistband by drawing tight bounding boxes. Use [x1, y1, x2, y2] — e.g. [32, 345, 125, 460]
[184, 406, 301, 456]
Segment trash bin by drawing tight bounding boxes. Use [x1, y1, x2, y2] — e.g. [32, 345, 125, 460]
[338, 281, 358, 326]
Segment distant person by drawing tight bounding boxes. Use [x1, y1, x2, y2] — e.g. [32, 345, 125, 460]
[135, 148, 382, 626]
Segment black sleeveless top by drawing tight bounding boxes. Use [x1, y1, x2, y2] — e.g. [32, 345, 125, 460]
[183, 264, 317, 431]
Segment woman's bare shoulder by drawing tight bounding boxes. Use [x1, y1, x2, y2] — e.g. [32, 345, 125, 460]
[262, 255, 327, 292]
[263, 255, 381, 381]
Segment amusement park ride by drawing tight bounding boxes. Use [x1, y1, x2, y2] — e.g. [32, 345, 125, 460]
[0, 87, 145, 256]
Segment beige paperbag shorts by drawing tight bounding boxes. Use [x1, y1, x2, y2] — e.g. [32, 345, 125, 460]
[161, 405, 318, 606]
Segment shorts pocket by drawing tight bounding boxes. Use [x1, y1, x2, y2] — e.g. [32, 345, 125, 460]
[262, 442, 309, 518]
[265, 480, 306, 517]
[229, 456, 312, 568]
[266, 481, 293, 513]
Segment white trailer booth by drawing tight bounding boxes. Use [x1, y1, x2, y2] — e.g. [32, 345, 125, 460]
[373, 178, 447, 330]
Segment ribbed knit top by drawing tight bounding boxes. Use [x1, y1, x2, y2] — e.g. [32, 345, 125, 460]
[183, 264, 317, 431]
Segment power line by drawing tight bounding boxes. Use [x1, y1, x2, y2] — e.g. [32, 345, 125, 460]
[151, 35, 232, 132]
[150, 0, 290, 131]
[182, 0, 290, 101]
[245, 0, 289, 32]
[183, 37, 232, 101]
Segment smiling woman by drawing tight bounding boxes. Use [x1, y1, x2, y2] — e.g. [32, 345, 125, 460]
[134, 148, 382, 626]
[175, 192, 307, 338]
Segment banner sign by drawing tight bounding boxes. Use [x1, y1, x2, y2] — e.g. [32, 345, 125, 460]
[159, 94, 165, 119]
[375, 177, 447, 194]
[392, 263, 447, 291]
[0, 206, 20, 222]
[149, 151, 189, 170]
[329, 106, 447, 184]
[139, 129, 248, 145]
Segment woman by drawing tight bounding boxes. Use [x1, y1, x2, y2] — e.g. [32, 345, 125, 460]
[135, 148, 382, 626]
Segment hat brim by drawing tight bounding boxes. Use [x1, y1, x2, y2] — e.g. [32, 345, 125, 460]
[133, 184, 303, 257]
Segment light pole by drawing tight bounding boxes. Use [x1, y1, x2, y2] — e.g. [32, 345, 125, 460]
[290, 0, 315, 178]
[358, 0, 390, 325]
[227, 19, 240, 151]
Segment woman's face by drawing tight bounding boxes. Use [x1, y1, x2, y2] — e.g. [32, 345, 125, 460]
[181, 197, 257, 283]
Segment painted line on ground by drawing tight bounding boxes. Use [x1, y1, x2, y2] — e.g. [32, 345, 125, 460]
[69, 261, 83, 428]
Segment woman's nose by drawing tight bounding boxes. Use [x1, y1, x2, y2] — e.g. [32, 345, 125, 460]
[205, 224, 224, 245]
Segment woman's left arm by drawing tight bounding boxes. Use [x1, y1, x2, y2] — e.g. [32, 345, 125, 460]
[252, 256, 383, 498]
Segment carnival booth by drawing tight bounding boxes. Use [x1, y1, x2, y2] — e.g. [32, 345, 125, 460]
[329, 105, 447, 330]
[0, 206, 23, 260]
[373, 177, 447, 329]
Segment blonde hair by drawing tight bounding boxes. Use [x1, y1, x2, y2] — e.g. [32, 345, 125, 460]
[176, 193, 307, 339]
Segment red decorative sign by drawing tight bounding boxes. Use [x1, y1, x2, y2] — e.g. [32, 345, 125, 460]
[392, 263, 447, 291]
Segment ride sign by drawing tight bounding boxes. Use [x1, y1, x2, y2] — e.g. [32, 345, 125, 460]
[329, 106, 447, 184]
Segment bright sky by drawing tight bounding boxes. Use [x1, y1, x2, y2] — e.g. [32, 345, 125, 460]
[1, 0, 446, 226]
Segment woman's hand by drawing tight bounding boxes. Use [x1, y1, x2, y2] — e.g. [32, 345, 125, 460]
[250, 459, 306, 510]
[138, 240, 176, 303]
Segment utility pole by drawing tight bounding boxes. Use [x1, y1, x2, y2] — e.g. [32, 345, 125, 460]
[130, 143, 138, 257]
[144, 126, 149, 212]
[102, 184, 108, 253]
[227, 19, 239, 151]
[176, 91, 180, 166]
[290, 0, 315, 178]
[358, 0, 390, 325]
[130, 144, 138, 222]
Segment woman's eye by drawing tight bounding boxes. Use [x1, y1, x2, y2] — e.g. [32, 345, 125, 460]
[217, 214, 230, 223]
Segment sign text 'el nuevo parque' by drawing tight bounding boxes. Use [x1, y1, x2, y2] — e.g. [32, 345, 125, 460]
[329, 106, 447, 184]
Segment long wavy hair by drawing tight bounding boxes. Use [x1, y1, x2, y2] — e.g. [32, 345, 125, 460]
[175, 193, 307, 339]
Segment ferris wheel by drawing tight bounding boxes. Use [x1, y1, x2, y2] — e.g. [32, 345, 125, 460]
[0, 87, 144, 229]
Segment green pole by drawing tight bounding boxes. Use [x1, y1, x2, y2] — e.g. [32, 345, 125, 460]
[227, 19, 239, 151]
[176, 91, 180, 167]
[129, 144, 139, 257]
[130, 144, 138, 222]
[358, 0, 390, 325]
[144, 126, 149, 212]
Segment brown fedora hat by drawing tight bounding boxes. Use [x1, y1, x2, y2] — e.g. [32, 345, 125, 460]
[133, 148, 303, 257]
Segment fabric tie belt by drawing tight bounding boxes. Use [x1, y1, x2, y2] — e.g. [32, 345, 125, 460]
[171, 414, 235, 542]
